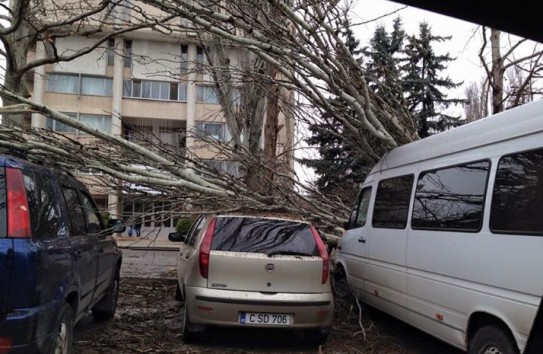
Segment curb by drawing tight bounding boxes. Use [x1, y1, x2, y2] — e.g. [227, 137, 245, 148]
[118, 245, 179, 251]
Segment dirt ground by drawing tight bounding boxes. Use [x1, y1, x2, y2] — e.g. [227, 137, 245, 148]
[72, 277, 463, 354]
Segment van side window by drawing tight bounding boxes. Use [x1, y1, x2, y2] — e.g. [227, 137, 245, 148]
[490, 149, 543, 235]
[412, 161, 490, 231]
[354, 187, 372, 228]
[61, 187, 87, 236]
[372, 175, 414, 229]
[23, 170, 62, 238]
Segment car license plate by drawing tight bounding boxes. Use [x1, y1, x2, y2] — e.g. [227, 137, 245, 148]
[239, 312, 291, 326]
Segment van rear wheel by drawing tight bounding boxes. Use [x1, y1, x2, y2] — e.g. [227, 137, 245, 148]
[470, 325, 519, 354]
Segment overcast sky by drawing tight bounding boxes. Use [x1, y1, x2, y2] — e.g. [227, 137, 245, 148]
[350, 0, 485, 111]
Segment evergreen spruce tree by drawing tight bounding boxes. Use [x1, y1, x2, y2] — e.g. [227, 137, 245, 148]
[364, 17, 406, 104]
[401, 22, 464, 138]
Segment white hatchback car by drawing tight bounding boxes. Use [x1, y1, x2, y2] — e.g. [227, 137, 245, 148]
[169, 214, 334, 345]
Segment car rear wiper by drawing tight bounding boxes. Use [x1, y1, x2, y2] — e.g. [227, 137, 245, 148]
[266, 250, 313, 257]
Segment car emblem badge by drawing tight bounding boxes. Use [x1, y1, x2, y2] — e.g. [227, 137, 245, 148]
[265, 263, 275, 272]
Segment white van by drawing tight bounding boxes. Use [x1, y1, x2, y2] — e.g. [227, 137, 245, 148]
[334, 100, 543, 354]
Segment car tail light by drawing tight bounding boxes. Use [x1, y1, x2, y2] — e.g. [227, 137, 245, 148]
[310, 225, 329, 284]
[199, 217, 217, 279]
[6, 168, 31, 238]
[0, 337, 12, 354]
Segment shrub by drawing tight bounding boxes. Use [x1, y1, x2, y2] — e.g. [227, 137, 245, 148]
[176, 217, 195, 236]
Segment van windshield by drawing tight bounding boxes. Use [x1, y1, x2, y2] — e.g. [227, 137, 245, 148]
[211, 217, 318, 256]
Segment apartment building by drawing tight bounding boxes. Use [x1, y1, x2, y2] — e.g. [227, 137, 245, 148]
[28, 29, 295, 238]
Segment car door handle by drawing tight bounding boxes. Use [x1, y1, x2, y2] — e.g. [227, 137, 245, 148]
[358, 237, 366, 243]
[73, 250, 83, 260]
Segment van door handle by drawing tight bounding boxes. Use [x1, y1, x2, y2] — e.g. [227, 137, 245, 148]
[358, 237, 366, 243]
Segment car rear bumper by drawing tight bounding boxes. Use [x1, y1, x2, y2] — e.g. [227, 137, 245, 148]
[185, 286, 334, 329]
[0, 300, 60, 353]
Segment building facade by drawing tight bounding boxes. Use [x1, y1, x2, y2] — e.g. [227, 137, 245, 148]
[28, 29, 295, 238]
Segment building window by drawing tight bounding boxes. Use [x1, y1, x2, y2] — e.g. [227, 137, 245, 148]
[196, 46, 204, 70]
[46, 73, 79, 94]
[412, 161, 490, 232]
[372, 175, 414, 229]
[81, 76, 113, 96]
[46, 73, 112, 96]
[122, 200, 175, 229]
[107, 38, 115, 66]
[181, 45, 189, 72]
[491, 148, 543, 235]
[46, 113, 111, 136]
[124, 39, 132, 68]
[196, 85, 219, 104]
[123, 79, 187, 102]
[201, 160, 242, 177]
[195, 121, 229, 141]
[46, 113, 77, 133]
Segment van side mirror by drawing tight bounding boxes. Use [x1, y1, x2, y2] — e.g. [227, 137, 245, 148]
[168, 232, 186, 242]
[343, 220, 352, 231]
[107, 219, 126, 234]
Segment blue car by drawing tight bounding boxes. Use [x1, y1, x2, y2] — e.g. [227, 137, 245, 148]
[0, 155, 125, 353]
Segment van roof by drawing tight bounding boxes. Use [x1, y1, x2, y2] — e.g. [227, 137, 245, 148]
[370, 99, 543, 175]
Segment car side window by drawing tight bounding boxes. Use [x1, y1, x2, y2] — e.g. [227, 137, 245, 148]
[22, 169, 62, 238]
[79, 191, 103, 234]
[186, 216, 206, 246]
[354, 187, 372, 228]
[61, 186, 87, 236]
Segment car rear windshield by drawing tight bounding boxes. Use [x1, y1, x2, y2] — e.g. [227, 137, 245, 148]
[211, 217, 318, 256]
[0, 167, 5, 237]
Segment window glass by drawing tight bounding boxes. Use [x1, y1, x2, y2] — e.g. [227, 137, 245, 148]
[47, 74, 79, 94]
[150, 81, 160, 99]
[124, 40, 132, 68]
[160, 82, 170, 100]
[169, 83, 178, 101]
[61, 187, 87, 235]
[212, 217, 318, 255]
[196, 122, 224, 141]
[178, 83, 187, 101]
[142, 81, 151, 98]
[46, 114, 77, 133]
[22, 170, 62, 238]
[133, 80, 141, 97]
[107, 39, 115, 66]
[491, 149, 543, 235]
[186, 216, 205, 246]
[412, 161, 489, 231]
[80, 192, 103, 234]
[0, 168, 6, 237]
[123, 80, 132, 97]
[354, 187, 372, 228]
[180, 45, 189, 72]
[81, 76, 113, 96]
[372, 175, 414, 229]
[196, 85, 218, 103]
[79, 114, 111, 134]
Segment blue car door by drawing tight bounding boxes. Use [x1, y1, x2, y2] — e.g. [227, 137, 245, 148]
[60, 185, 98, 312]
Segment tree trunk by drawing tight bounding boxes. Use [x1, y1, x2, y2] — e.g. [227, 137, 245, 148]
[490, 29, 504, 114]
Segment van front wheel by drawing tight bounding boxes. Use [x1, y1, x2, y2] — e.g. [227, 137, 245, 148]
[470, 325, 519, 354]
